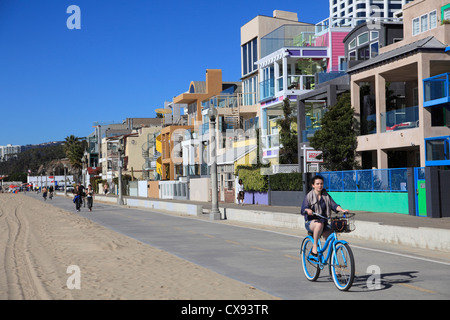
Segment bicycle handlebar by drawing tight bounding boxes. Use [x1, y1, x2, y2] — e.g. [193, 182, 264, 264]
[305, 211, 353, 220]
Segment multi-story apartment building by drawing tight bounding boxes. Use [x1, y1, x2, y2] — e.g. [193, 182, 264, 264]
[241, 10, 352, 163]
[348, 0, 450, 169]
[0, 144, 21, 162]
[330, 0, 414, 26]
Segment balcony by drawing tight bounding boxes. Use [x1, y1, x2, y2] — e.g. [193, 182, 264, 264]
[423, 73, 450, 108]
[381, 106, 419, 133]
[261, 24, 319, 58]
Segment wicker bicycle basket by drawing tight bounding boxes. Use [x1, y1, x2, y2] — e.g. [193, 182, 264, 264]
[330, 212, 355, 233]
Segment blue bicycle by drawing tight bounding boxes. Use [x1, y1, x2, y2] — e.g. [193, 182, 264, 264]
[300, 211, 356, 291]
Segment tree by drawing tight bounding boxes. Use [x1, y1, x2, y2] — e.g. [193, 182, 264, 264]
[309, 92, 358, 171]
[63, 135, 86, 181]
[276, 98, 298, 164]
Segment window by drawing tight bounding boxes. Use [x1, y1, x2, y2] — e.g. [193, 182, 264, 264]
[349, 50, 356, 61]
[426, 138, 449, 162]
[357, 32, 369, 46]
[242, 38, 257, 76]
[370, 42, 379, 58]
[442, 4, 450, 21]
[370, 31, 378, 40]
[421, 14, 428, 33]
[348, 38, 356, 50]
[412, 17, 420, 36]
[429, 10, 437, 29]
[358, 45, 370, 60]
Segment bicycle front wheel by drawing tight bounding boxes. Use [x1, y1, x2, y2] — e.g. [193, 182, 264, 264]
[301, 237, 320, 281]
[330, 243, 355, 291]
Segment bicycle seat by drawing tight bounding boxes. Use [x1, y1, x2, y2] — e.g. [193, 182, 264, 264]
[307, 231, 313, 236]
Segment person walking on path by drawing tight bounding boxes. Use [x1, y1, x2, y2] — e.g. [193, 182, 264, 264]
[73, 185, 83, 212]
[49, 185, 54, 200]
[42, 186, 47, 201]
[237, 179, 245, 205]
[86, 184, 94, 212]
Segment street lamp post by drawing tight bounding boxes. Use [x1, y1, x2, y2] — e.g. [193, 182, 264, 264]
[64, 164, 67, 196]
[117, 138, 124, 206]
[208, 106, 220, 220]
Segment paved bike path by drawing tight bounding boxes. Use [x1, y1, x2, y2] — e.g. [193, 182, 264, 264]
[28, 193, 450, 299]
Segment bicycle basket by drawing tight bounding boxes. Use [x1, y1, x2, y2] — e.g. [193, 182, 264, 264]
[330, 212, 355, 233]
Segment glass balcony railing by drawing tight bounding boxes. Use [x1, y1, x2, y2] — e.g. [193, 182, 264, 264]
[202, 95, 238, 109]
[259, 78, 275, 101]
[381, 106, 419, 133]
[261, 24, 318, 57]
[423, 73, 450, 107]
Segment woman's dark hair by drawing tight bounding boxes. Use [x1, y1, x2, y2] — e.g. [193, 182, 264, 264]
[311, 175, 324, 185]
[238, 179, 243, 184]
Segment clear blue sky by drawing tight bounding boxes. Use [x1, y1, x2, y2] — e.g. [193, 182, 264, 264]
[0, 0, 329, 146]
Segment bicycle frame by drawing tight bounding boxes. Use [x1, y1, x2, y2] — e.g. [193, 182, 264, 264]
[302, 232, 349, 269]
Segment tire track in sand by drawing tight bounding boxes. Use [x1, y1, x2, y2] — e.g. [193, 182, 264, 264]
[2, 198, 51, 299]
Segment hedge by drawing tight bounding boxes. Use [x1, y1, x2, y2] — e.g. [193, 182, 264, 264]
[269, 173, 303, 191]
[238, 168, 268, 192]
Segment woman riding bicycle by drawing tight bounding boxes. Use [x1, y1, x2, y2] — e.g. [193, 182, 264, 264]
[301, 175, 349, 257]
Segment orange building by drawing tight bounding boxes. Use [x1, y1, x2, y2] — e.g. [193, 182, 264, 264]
[160, 69, 226, 180]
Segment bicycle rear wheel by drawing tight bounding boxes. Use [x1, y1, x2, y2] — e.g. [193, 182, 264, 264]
[301, 237, 320, 281]
[330, 243, 355, 291]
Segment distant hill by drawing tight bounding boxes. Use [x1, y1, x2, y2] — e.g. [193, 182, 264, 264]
[0, 141, 66, 182]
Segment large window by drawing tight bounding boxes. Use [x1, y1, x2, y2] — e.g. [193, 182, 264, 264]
[242, 38, 257, 76]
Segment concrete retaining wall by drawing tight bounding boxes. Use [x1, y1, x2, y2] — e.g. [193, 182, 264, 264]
[224, 208, 450, 252]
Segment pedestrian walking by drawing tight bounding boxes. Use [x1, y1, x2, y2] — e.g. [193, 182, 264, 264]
[86, 184, 94, 212]
[237, 179, 245, 205]
[73, 185, 83, 212]
[49, 185, 54, 200]
[42, 186, 47, 201]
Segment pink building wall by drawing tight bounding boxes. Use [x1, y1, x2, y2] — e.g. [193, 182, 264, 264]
[331, 31, 348, 71]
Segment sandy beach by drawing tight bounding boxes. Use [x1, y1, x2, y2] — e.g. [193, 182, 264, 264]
[0, 193, 278, 300]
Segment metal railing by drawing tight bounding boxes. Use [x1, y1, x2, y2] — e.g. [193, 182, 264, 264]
[320, 168, 408, 192]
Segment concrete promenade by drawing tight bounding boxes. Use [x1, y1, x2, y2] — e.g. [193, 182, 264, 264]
[57, 192, 450, 252]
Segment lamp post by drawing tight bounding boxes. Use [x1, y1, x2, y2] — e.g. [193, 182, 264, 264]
[117, 138, 124, 205]
[208, 106, 220, 220]
[64, 164, 67, 196]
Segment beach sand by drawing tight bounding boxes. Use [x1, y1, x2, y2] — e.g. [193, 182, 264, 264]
[0, 193, 279, 300]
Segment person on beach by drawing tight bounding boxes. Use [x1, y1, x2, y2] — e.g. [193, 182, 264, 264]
[237, 179, 245, 205]
[42, 186, 47, 201]
[86, 184, 94, 212]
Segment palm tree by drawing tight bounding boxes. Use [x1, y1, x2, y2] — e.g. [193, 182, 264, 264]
[63, 135, 86, 182]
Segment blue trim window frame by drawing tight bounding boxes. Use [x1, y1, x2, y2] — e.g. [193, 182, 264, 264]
[425, 136, 450, 166]
[423, 73, 450, 108]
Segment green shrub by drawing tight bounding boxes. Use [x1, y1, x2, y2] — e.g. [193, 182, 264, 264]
[269, 173, 303, 191]
[238, 168, 268, 192]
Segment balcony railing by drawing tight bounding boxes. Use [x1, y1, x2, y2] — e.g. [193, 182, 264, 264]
[381, 106, 419, 133]
[261, 24, 318, 57]
[423, 73, 450, 108]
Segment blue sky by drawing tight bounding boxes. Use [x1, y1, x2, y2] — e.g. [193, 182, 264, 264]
[0, 0, 329, 146]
